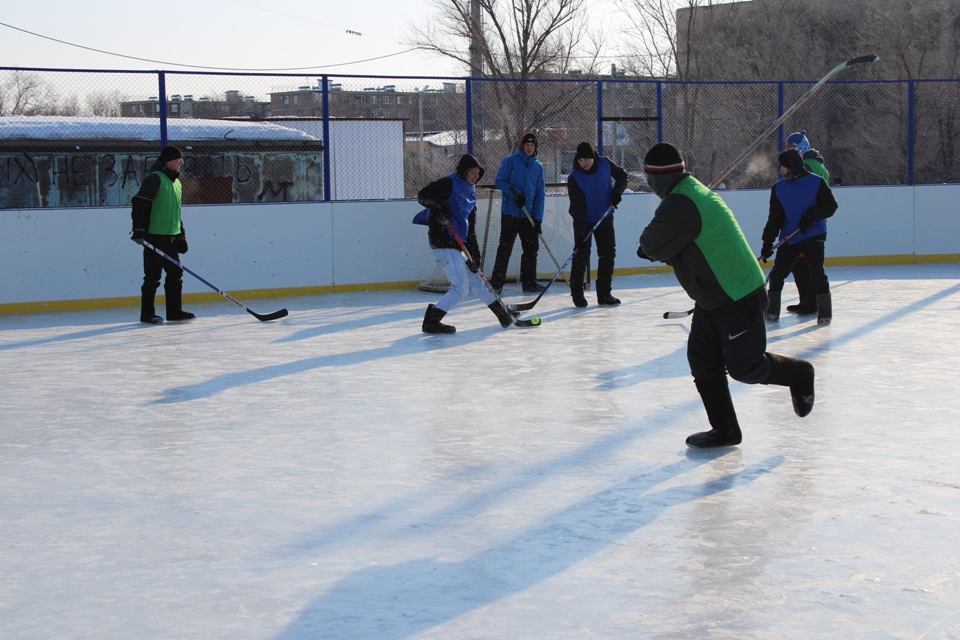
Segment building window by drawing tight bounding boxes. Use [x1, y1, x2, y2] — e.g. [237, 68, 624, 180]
[283, 96, 289, 105]
[293, 95, 299, 104]
[171, 104, 179, 113]
[397, 96, 404, 105]
[382, 96, 392, 104]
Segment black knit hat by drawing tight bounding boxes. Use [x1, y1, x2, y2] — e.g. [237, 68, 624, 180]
[575, 142, 595, 160]
[777, 148, 807, 175]
[520, 132, 538, 149]
[643, 143, 685, 174]
[158, 145, 183, 163]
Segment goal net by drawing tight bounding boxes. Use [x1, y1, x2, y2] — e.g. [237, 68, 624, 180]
[417, 184, 582, 293]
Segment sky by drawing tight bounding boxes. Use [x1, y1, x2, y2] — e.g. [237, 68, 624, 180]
[0, 0, 466, 79]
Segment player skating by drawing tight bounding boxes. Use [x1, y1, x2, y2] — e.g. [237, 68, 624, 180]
[761, 148, 838, 326]
[637, 143, 816, 448]
[416, 154, 518, 334]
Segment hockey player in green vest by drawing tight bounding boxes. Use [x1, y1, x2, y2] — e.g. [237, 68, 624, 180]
[637, 143, 815, 448]
[130, 145, 195, 324]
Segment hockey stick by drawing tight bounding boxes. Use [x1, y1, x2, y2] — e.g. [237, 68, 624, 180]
[141, 240, 288, 322]
[661, 229, 803, 319]
[515, 195, 572, 288]
[508, 206, 616, 312]
[441, 220, 541, 327]
[707, 55, 878, 190]
[660, 55, 878, 320]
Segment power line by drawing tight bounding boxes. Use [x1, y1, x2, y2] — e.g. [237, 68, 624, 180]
[0, 20, 424, 72]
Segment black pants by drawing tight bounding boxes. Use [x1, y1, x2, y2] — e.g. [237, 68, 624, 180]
[688, 288, 773, 386]
[571, 215, 616, 298]
[768, 239, 829, 295]
[489, 215, 540, 289]
[790, 255, 817, 306]
[141, 234, 183, 318]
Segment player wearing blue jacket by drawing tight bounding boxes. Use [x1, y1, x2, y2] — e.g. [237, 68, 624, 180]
[761, 148, 838, 326]
[488, 132, 546, 294]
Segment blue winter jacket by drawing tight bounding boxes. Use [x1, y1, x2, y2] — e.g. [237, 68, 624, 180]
[495, 148, 545, 221]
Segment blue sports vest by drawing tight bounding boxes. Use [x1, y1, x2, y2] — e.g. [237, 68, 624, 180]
[569, 157, 613, 222]
[445, 172, 476, 242]
[774, 173, 827, 243]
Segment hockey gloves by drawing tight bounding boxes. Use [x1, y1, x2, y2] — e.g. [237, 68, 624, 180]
[611, 192, 622, 207]
[465, 257, 479, 273]
[760, 243, 774, 262]
[131, 228, 145, 245]
[176, 232, 189, 254]
[798, 213, 814, 233]
[514, 192, 526, 209]
[636, 245, 653, 262]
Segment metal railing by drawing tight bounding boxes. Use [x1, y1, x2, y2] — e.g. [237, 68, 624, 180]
[2, 66, 958, 209]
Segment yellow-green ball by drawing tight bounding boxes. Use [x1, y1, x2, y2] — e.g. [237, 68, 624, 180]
[531, 316, 540, 325]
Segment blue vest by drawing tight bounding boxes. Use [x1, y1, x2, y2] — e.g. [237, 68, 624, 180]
[774, 173, 827, 243]
[569, 157, 613, 222]
[445, 172, 476, 242]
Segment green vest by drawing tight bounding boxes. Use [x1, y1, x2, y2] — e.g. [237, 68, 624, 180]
[147, 170, 183, 235]
[672, 177, 765, 302]
[804, 158, 830, 183]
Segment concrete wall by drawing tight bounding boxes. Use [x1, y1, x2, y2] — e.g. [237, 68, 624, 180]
[2, 184, 959, 313]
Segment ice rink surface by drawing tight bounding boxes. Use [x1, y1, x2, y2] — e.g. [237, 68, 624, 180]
[2, 263, 960, 639]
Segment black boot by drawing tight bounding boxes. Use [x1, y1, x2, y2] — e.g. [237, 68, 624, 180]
[765, 353, 815, 417]
[488, 301, 514, 328]
[766, 289, 781, 322]
[571, 283, 588, 308]
[597, 294, 621, 306]
[686, 376, 742, 448]
[817, 293, 832, 326]
[422, 304, 456, 334]
[140, 283, 163, 324]
[165, 283, 196, 322]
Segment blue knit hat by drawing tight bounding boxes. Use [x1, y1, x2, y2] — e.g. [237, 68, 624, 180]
[785, 131, 810, 155]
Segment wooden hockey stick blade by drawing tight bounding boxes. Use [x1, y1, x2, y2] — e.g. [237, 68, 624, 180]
[663, 309, 694, 319]
[247, 307, 289, 322]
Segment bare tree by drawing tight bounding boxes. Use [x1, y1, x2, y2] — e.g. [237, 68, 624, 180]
[408, 0, 594, 78]
[0, 71, 59, 116]
[87, 90, 129, 117]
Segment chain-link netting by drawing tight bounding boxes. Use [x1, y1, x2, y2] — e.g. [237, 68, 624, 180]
[3, 68, 960, 211]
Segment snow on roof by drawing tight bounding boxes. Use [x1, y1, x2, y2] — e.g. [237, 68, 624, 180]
[0, 115, 320, 141]
[406, 130, 504, 148]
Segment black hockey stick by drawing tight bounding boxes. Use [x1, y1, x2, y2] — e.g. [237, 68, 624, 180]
[441, 220, 541, 327]
[509, 206, 616, 312]
[141, 240, 288, 322]
[707, 55, 878, 190]
[662, 229, 802, 319]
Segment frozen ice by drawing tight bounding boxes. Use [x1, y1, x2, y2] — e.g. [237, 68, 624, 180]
[2, 264, 959, 639]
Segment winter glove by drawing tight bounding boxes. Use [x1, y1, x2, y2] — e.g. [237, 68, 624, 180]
[514, 192, 526, 209]
[760, 243, 774, 262]
[465, 256, 479, 273]
[610, 192, 622, 207]
[131, 228, 145, 245]
[798, 213, 813, 233]
[175, 233, 188, 254]
[636, 245, 653, 262]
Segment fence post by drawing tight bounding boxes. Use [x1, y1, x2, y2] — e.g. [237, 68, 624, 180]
[907, 80, 915, 186]
[158, 71, 168, 149]
[466, 78, 473, 155]
[597, 80, 604, 155]
[656, 81, 663, 143]
[777, 81, 784, 153]
[322, 75, 332, 201]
